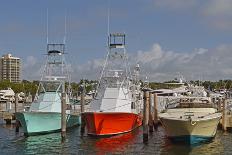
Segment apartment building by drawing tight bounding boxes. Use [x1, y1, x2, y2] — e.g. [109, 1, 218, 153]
[0, 54, 21, 82]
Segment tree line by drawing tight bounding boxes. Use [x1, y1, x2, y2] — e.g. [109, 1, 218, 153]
[149, 80, 232, 91]
[0, 79, 231, 99]
[0, 79, 98, 98]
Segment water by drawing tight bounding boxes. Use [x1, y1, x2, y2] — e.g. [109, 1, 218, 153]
[0, 118, 230, 155]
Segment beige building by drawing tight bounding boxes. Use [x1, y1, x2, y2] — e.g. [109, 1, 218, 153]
[0, 54, 21, 82]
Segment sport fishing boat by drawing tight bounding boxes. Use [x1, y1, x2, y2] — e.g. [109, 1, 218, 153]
[159, 97, 222, 144]
[15, 43, 80, 136]
[82, 33, 143, 136]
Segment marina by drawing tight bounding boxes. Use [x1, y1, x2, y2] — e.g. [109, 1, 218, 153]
[1, 32, 232, 154]
[1, 37, 232, 153]
[1, 0, 232, 154]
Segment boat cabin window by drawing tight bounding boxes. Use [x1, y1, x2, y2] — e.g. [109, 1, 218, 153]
[131, 102, 135, 109]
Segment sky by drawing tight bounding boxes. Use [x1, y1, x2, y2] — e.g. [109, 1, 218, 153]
[0, 0, 232, 82]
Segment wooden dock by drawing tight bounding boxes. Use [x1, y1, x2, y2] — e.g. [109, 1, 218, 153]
[0, 96, 29, 124]
[0, 111, 15, 124]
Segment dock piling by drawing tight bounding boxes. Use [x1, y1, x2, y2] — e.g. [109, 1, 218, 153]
[80, 83, 86, 135]
[153, 93, 158, 130]
[222, 98, 227, 131]
[15, 93, 18, 114]
[80, 87, 85, 113]
[15, 93, 19, 132]
[149, 92, 153, 132]
[218, 98, 222, 112]
[143, 90, 149, 143]
[61, 92, 66, 142]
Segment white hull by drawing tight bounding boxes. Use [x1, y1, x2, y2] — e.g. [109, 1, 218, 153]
[159, 108, 222, 144]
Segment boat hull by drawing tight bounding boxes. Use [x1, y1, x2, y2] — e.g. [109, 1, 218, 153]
[169, 135, 213, 144]
[83, 112, 142, 136]
[15, 112, 81, 136]
[160, 113, 221, 144]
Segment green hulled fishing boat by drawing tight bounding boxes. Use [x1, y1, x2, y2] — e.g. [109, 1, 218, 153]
[16, 44, 81, 136]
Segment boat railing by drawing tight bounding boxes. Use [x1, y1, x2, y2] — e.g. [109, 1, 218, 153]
[161, 96, 213, 109]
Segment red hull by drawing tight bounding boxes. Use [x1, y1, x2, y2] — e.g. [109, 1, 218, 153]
[83, 112, 142, 135]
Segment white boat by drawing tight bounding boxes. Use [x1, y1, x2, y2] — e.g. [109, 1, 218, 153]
[15, 44, 80, 135]
[153, 80, 211, 112]
[82, 33, 143, 136]
[159, 105, 222, 144]
[0, 88, 15, 102]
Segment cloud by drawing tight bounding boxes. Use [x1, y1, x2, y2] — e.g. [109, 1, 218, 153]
[22, 56, 43, 80]
[71, 43, 232, 82]
[201, 0, 232, 30]
[71, 58, 104, 81]
[154, 0, 197, 9]
[24, 56, 37, 67]
[203, 0, 232, 16]
[135, 43, 232, 81]
[153, 0, 232, 30]
[22, 43, 232, 82]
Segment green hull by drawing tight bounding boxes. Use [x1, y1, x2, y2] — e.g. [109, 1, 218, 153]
[15, 112, 81, 136]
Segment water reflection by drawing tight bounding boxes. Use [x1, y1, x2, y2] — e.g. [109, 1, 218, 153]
[22, 133, 62, 154]
[161, 129, 225, 155]
[94, 129, 140, 153]
[0, 122, 230, 155]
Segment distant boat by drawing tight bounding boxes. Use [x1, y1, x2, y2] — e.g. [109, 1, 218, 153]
[15, 43, 80, 136]
[153, 80, 211, 112]
[159, 98, 221, 144]
[0, 88, 15, 103]
[82, 33, 143, 136]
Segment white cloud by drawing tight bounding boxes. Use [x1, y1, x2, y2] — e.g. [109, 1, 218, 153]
[153, 0, 232, 30]
[22, 56, 43, 80]
[135, 43, 232, 81]
[154, 0, 197, 9]
[201, 0, 232, 30]
[66, 43, 232, 82]
[22, 44, 232, 82]
[203, 0, 232, 17]
[24, 56, 37, 67]
[71, 58, 104, 81]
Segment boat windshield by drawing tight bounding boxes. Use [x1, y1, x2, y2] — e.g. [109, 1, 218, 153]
[102, 70, 129, 88]
[39, 81, 63, 93]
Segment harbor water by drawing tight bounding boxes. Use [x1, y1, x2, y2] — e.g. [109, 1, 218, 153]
[0, 119, 229, 155]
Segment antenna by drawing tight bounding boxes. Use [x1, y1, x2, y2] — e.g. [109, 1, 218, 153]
[46, 8, 49, 44]
[107, 1, 110, 36]
[107, 0, 111, 47]
[63, 9, 67, 44]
